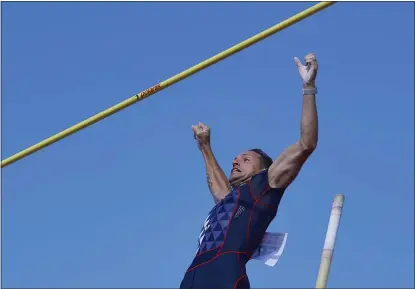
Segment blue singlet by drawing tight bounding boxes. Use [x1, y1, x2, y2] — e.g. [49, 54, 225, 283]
[180, 169, 285, 289]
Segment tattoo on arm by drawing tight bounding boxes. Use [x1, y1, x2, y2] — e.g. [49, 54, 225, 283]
[207, 172, 213, 189]
[202, 147, 231, 202]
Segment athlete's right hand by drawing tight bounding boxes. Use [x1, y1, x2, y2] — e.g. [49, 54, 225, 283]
[294, 52, 318, 88]
[192, 122, 211, 148]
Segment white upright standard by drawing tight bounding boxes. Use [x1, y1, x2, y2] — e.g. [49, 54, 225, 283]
[315, 194, 345, 288]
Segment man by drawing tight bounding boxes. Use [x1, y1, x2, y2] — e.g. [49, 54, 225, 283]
[180, 53, 319, 289]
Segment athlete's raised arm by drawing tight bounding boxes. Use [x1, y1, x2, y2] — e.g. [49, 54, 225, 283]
[268, 53, 319, 189]
[192, 122, 232, 203]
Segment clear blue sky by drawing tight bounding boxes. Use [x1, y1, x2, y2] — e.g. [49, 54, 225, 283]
[2, 2, 413, 288]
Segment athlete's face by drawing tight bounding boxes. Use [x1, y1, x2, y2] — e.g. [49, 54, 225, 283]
[229, 151, 262, 186]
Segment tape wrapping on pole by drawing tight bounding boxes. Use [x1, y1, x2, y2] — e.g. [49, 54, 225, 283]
[1, 1, 336, 168]
[315, 194, 345, 288]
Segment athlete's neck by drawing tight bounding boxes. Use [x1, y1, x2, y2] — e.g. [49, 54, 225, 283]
[230, 169, 266, 188]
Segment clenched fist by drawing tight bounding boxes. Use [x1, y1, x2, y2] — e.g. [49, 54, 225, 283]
[294, 53, 318, 88]
[192, 122, 210, 149]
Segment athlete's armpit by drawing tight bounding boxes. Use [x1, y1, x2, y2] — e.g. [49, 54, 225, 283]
[267, 142, 314, 189]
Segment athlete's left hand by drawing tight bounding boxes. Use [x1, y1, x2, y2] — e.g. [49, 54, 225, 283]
[294, 52, 318, 88]
[192, 122, 211, 150]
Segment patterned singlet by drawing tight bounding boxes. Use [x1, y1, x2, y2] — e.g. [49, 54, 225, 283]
[180, 169, 285, 289]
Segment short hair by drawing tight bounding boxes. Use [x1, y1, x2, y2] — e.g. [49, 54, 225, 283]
[249, 149, 273, 169]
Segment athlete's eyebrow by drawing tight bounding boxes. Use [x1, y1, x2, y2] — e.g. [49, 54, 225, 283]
[233, 154, 250, 161]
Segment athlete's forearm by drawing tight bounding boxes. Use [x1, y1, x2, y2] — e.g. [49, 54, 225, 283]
[200, 144, 232, 203]
[299, 85, 318, 151]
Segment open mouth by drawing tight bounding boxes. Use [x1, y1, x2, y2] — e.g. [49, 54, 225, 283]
[231, 168, 241, 173]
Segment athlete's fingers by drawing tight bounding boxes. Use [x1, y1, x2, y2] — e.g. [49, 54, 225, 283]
[312, 57, 318, 70]
[199, 122, 208, 131]
[304, 53, 317, 68]
[304, 52, 315, 61]
[294, 57, 302, 68]
[312, 60, 318, 70]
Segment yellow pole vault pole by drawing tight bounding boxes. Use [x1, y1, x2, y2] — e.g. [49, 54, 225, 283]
[2, 1, 336, 168]
[315, 194, 345, 288]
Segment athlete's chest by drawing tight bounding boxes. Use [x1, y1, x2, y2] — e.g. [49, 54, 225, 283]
[197, 189, 238, 251]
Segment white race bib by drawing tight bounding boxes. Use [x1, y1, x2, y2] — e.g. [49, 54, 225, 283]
[251, 232, 288, 267]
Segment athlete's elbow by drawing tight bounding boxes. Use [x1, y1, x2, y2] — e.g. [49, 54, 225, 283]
[304, 143, 317, 154]
[299, 136, 318, 153]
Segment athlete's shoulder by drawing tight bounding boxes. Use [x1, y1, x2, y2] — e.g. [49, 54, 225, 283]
[251, 168, 269, 182]
[249, 169, 270, 192]
[251, 169, 285, 196]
